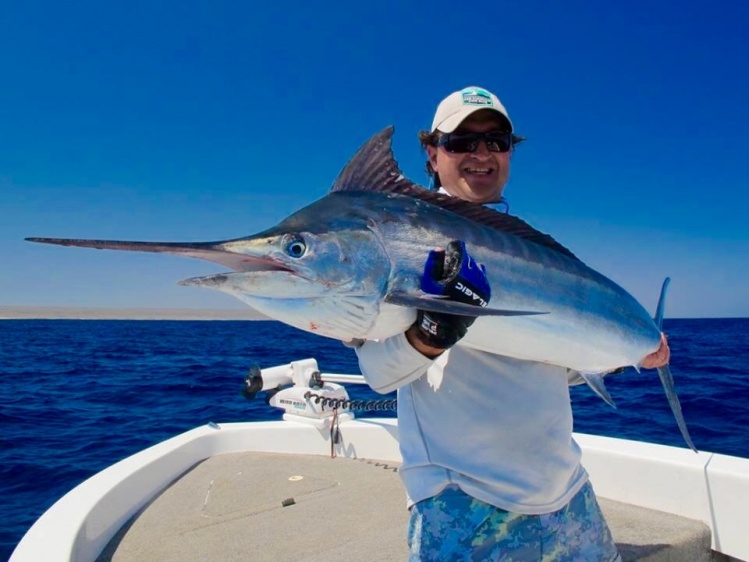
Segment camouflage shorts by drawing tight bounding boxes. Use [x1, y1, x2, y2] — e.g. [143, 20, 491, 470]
[407, 481, 621, 562]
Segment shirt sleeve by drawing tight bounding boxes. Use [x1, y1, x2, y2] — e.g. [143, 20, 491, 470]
[355, 333, 434, 394]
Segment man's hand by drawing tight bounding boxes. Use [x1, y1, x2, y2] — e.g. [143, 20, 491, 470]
[641, 333, 670, 368]
[407, 241, 491, 357]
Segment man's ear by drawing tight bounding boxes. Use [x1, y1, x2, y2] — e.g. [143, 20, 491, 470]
[426, 145, 439, 173]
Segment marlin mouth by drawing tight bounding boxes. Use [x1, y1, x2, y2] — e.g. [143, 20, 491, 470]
[230, 255, 294, 273]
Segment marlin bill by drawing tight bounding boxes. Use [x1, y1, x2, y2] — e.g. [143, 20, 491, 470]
[26, 126, 696, 451]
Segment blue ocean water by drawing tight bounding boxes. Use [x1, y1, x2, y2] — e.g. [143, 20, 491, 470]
[2, 317, 748, 559]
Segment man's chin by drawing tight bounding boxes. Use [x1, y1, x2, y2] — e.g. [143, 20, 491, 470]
[463, 180, 502, 202]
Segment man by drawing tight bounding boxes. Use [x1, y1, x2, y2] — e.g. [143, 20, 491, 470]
[355, 86, 669, 561]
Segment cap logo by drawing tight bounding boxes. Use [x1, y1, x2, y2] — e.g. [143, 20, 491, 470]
[460, 87, 494, 107]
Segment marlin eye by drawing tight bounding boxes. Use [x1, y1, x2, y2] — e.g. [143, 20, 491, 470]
[284, 235, 306, 258]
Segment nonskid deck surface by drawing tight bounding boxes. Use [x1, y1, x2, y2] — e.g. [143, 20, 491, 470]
[96, 452, 713, 562]
[96, 452, 408, 562]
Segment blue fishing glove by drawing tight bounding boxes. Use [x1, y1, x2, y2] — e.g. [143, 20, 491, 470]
[412, 240, 491, 350]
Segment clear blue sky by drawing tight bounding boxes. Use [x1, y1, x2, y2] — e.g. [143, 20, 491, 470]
[2, 1, 747, 318]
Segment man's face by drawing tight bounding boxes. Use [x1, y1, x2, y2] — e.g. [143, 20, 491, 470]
[427, 111, 511, 204]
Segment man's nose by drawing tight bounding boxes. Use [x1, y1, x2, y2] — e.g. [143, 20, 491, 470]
[473, 140, 492, 156]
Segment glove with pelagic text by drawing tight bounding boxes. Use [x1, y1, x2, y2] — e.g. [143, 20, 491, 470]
[412, 240, 491, 350]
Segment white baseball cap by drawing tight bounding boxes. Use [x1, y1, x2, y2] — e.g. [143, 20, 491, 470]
[431, 86, 513, 133]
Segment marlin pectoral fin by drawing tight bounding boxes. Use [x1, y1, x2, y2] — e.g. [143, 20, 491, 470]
[579, 372, 617, 409]
[657, 365, 698, 452]
[384, 291, 547, 317]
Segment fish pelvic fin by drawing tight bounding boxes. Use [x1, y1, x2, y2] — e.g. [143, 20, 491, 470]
[384, 291, 547, 317]
[657, 365, 698, 453]
[579, 372, 617, 409]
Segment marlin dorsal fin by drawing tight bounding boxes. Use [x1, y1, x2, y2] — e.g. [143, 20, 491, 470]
[330, 126, 413, 194]
[331, 126, 580, 261]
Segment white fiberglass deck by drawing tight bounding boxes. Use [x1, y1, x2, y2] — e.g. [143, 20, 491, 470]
[11, 419, 749, 561]
[94, 451, 714, 562]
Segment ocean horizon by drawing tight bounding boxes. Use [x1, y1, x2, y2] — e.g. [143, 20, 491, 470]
[3, 305, 745, 321]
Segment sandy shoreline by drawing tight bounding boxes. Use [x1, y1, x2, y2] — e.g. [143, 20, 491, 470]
[0, 306, 269, 321]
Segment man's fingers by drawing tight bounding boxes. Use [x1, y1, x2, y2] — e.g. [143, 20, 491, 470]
[641, 333, 670, 369]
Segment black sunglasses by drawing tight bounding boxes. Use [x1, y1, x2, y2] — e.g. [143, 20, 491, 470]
[436, 131, 513, 154]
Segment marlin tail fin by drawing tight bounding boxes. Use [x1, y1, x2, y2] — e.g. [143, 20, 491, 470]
[652, 277, 698, 452]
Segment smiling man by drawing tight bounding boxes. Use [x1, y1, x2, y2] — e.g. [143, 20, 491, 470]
[353, 86, 671, 561]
